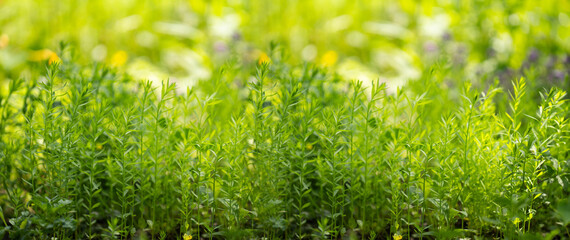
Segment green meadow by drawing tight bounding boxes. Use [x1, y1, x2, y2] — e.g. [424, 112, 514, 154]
[1, 0, 570, 239]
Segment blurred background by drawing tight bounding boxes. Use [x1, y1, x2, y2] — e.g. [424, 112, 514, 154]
[0, 0, 569, 91]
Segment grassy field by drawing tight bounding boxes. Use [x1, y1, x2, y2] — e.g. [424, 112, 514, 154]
[1, 0, 570, 239]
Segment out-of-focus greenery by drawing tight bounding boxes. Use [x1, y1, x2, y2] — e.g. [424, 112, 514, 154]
[1, 0, 569, 90]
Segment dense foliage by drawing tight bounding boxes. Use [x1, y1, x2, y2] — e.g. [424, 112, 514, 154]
[0, 47, 569, 239]
[1, 0, 570, 239]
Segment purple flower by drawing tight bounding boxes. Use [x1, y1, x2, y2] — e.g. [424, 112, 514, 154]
[214, 41, 228, 53]
[232, 32, 242, 41]
[552, 70, 566, 81]
[442, 32, 452, 41]
[527, 49, 539, 63]
[424, 41, 438, 53]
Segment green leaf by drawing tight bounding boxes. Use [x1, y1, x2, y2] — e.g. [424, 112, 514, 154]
[557, 198, 570, 225]
[19, 218, 28, 229]
[0, 207, 6, 226]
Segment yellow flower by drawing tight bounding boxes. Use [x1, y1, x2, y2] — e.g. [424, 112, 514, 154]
[320, 50, 338, 67]
[512, 217, 521, 225]
[393, 233, 402, 240]
[0, 34, 9, 49]
[183, 233, 192, 240]
[110, 50, 128, 67]
[48, 52, 61, 65]
[258, 52, 271, 65]
[30, 49, 60, 65]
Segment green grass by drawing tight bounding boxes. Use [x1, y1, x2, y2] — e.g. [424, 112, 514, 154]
[0, 45, 569, 239]
[2, 1, 570, 239]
